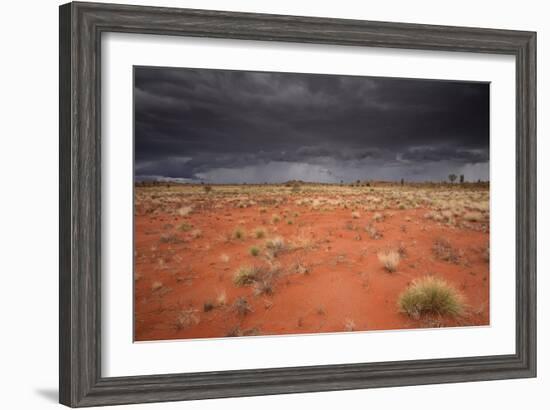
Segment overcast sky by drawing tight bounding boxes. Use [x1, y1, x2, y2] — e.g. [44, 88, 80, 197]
[134, 66, 489, 183]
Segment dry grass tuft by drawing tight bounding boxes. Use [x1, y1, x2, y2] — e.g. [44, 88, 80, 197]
[372, 212, 384, 222]
[225, 326, 260, 337]
[233, 265, 261, 286]
[175, 308, 200, 329]
[216, 291, 227, 307]
[365, 223, 381, 240]
[233, 297, 253, 316]
[432, 238, 461, 264]
[159, 233, 181, 244]
[253, 227, 267, 239]
[464, 211, 484, 222]
[265, 236, 286, 257]
[151, 281, 164, 292]
[177, 222, 193, 232]
[398, 276, 465, 318]
[177, 206, 193, 216]
[190, 229, 202, 239]
[292, 260, 310, 275]
[344, 318, 356, 331]
[232, 227, 245, 240]
[377, 249, 400, 272]
[253, 276, 274, 296]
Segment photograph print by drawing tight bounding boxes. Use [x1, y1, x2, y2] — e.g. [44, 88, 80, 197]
[133, 66, 490, 342]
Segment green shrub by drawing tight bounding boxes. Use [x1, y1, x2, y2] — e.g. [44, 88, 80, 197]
[398, 276, 465, 318]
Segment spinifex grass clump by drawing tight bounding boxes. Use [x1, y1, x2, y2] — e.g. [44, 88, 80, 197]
[233, 265, 261, 286]
[232, 227, 245, 240]
[398, 276, 465, 318]
[253, 227, 266, 239]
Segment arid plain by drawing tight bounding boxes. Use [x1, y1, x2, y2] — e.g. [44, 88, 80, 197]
[134, 182, 490, 341]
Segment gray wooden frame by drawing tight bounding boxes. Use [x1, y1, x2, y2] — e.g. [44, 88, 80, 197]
[59, 1, 536, 407]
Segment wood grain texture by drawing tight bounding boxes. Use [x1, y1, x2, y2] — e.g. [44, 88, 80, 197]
[59, 1, 537, 407]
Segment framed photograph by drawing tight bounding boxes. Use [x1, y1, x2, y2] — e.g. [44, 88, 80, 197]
[59, 1, 536, 407]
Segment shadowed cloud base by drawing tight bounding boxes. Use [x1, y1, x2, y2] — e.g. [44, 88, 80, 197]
[134, 66, 489, 183]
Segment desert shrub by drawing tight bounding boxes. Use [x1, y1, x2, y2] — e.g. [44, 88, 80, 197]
[203, 185, 212, 194]
[397, 242, 407, 258]
[265, 236, 286, 257]
[398, 276, 465, 318]
[464, 211, 484, 222]
[265, 260, 282, 278]
[253, 227, 266, 239]
[159, 233, 181, 244]
[271, 214, 281, 224]
[225, 326, 260, 337]
[177, 222, 193, 232]
[372, 212, 384, 222]
[176, 206, 193, 216]
[175, 309, 200, 330]
[216, 291, 227, 307]
[225, 326, 243, 337]
[441, 210, 453, 221]
[249, 246, 260, 257]
[377, 249, 400, 272]
[233, 265, 260, 286]
[424, 211, 436, 220]
[291, 234, 315, 251]
[233, 297, 253, 316]
[432, 238, 461, 264]
[424, 211, 444, 222]
[190, 229, 202, 239]
[253, 276, 274, 296]
[232, 227, 245, 240]
[203, 300, 215, 312]
[151, 281, 163, 292]
[292, 260, 309, 275]
[365, 223, 382, 239]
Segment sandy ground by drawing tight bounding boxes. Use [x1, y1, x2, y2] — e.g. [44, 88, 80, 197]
[134, 186, 489, 341]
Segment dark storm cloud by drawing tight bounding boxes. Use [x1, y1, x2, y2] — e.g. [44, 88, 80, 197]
[134, 66, 489, 183]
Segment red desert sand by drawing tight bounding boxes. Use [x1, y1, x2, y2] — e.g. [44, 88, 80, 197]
[134, 183, 490, 341]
